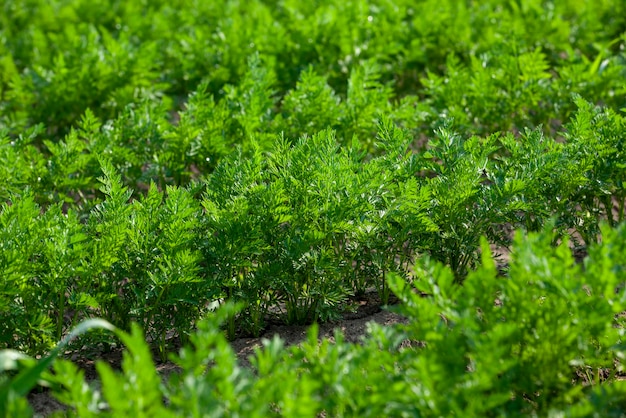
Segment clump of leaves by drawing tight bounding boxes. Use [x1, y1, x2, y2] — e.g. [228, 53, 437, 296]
[562, 97, 626, 244]
[201, 130, 372, 331]
[388, 224, 626, 415]
[87, 158, 208, 359]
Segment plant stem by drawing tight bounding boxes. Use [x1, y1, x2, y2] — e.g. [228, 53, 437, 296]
[56, 288, 65, 341]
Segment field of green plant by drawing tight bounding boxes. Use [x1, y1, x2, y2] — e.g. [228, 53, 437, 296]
[1, 0, 626, 416]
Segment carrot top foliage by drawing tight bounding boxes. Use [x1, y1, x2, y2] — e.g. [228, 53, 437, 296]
[1, 0, 626, 416]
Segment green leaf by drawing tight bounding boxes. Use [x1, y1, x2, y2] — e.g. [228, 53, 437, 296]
[0, 319, 116, 409]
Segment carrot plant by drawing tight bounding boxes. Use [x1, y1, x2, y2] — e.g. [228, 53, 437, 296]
[3, 226, 626, 416]
[202, 130, 374, 329]
[86, 159, 209, 358]
[563, 97, 626, 244]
